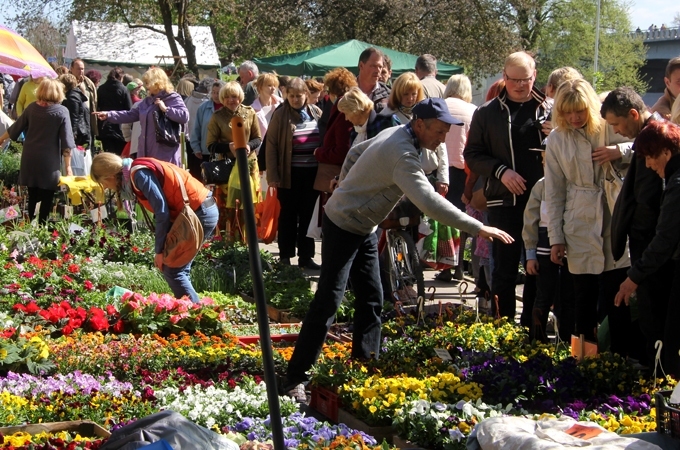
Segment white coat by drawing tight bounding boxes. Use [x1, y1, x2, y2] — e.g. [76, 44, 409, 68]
[544, 120, 633, 275]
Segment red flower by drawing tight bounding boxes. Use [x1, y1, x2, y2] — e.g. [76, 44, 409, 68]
[112, 319, 125, 333]
[52, 229, 59, 238]
[84, 280, 94, 291]
[106, 304, 118, 316]
[19, 271, 34, 278]
[68, 263, 80, 274]
[62, 275, 74, 283]
[132, 246, 139, 253]
[12, 303, 26, 313]
[89, 314, 109, 332]
[25, 302, 40, 314]
[63, 324, 74, 335]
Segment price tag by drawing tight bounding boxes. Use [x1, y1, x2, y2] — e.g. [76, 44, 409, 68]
[434, 348, 453, 361]
[564, 424, 603, 440]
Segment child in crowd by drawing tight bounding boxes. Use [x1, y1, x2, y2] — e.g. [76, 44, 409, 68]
[523, 176, 575, 342]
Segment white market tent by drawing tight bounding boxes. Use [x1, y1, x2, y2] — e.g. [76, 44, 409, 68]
[65, 21, 221, 79]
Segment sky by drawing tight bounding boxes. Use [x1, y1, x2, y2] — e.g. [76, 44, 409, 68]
[629, 0, 678, 30]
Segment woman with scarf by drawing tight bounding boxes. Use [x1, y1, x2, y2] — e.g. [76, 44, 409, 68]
[266, 78, 322, 269]
[90, 152, 218, 303]
[95, 67, 189, 166]
[206, 81, 261, 241]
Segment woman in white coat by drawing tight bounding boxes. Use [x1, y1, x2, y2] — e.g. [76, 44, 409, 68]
[544, 78, 633, 352]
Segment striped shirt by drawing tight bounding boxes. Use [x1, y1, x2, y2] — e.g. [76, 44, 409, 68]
[291, 118, 320, 167]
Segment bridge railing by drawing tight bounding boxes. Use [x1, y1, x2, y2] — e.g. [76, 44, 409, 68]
[633, 27, 680, 41]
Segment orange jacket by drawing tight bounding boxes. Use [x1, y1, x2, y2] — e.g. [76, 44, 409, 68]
[130, 158, 209, 220]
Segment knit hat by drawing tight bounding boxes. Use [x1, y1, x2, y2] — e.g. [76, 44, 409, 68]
[196, 77, 215, 94]
[126, 82, 139, 91]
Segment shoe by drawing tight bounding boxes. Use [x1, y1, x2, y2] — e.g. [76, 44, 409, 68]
[286, 383, 308, 403]
[453, 267, 465, 280]
[299, 259, 321, 270]
[280, 258, 291, 266]
[435, 270, 458, 283]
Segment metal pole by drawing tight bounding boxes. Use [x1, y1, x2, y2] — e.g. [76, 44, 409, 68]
[230, 116, 285, 450]
[594, 0, 601, 86]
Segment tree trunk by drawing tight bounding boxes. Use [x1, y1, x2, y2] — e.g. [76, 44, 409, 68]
[157, 0, 184, 70]
[174, 0, 199, 77]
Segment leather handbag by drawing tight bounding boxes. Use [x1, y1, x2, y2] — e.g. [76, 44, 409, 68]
[163, 166, 204, 268]
[201, 158, 234, 185]
[153, 110, 181, 146]
[313, 162, 341, 192]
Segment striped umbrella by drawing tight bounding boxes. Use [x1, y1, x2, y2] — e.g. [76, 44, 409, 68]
[0, 24, 57, 78]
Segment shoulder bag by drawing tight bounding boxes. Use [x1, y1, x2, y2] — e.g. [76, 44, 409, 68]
[163, 166, 204, 268]
[153, 110, 181, 146]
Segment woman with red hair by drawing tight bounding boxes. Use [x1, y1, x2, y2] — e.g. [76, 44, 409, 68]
[615, 120, 680, 377]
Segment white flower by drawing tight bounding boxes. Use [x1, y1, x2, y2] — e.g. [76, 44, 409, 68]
[449, 428, 465, 442]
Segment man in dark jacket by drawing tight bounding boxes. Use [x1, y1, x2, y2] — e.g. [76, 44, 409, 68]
[602, 87, 672, 368]
[464, 51, 551, 320]
[97, 67, 131, 155]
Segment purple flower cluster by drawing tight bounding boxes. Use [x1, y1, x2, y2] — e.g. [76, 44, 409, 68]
[0, 371, 138, 397]
[561, 394, 652, 420]
[228, 412, 378, 447]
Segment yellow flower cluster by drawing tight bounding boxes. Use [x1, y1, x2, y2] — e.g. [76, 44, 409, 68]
[589, 411, 658, 434]
[2, 430, 100, 447]
[341, 372, 482, 419]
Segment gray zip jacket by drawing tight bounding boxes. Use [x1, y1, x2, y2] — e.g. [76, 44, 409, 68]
[325, 125, 483, 236]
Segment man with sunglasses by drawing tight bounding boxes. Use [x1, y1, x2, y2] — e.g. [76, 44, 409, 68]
[464, 51, 552, 320]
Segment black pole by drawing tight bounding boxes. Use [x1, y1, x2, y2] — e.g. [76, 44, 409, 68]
[231, 117, 286, 450]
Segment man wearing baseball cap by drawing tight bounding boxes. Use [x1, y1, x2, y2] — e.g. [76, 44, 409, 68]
[282, 97, 514, 402]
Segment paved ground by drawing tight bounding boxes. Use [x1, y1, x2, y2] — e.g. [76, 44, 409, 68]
[259, 239, 526, 323]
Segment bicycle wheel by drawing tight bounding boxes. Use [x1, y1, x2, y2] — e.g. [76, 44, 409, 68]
[386, 229, 425, 304]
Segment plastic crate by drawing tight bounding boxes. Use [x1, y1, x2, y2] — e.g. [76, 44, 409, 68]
[656, 390, 680, 437]
[310, 386, 339, 422]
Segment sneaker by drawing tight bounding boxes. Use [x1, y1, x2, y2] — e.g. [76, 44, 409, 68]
[299, 259, 321, 270]
[286, 383, 307, 403]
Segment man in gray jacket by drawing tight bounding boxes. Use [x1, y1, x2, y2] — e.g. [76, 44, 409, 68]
[282, 98, 513, 402]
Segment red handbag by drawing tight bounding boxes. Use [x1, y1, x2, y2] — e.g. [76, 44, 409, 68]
[255, 187, 280, 244]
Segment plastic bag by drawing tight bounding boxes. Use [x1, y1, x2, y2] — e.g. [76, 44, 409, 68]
[306, 196, 322, 239]
[255, 186, 280, 244]
[98, 410, 238, 450]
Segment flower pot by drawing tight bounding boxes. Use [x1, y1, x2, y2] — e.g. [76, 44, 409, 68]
[337, 408, 394, 444]
[310, 385, 340, 422]
[0, 420, 111, 439]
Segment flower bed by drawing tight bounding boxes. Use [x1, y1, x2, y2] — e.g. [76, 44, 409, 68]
[0, 220, 675, 450]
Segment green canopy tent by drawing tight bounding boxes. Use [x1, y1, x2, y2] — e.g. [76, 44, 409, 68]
[253, 40, 463, 79]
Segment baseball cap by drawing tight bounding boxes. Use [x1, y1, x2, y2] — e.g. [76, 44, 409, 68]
[412, 98, 463, 126]
[126, 82, 139, 91]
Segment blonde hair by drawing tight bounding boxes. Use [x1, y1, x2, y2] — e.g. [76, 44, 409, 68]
[547, 67, 581, 94]
[175, 78, 195, 97]
[254, 73, 280, 92]
[553, 78, 602, 135]
[504, 51, 536, 72]
[142, 67, 174, 93]
[219, 81, 245, 104]
[337, 87, 374, 115]
[90, 153, 123, 186]
[36, 78, 65, 103]
[58, 73, 79, 92]
[444, 74, 472, 103]
[388, 72, 424, 109]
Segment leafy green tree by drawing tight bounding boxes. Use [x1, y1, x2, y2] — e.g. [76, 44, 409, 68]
[535, 0, 647, 92]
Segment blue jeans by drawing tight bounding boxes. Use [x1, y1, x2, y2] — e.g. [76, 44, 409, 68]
[162, 199, 219, 303]
[285, 213, 383, 387]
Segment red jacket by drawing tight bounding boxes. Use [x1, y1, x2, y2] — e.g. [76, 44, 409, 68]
[314, 102, 353, 166]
